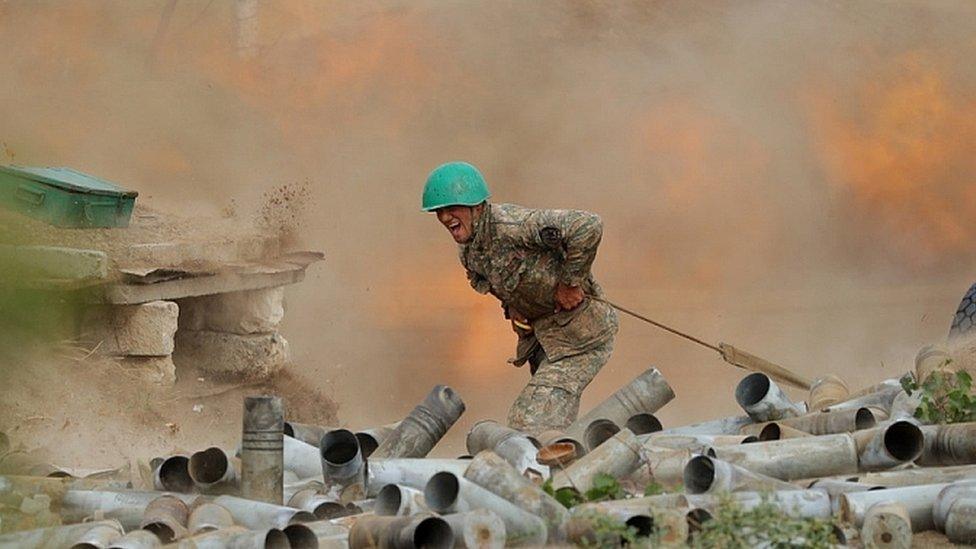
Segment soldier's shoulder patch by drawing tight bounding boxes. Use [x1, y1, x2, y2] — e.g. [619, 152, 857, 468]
[540, 226, 562, 248]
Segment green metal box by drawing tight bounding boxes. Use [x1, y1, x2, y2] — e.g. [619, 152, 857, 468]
[0, 165, 138, 228]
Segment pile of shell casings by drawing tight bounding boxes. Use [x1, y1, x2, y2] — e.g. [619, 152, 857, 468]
[2, 346, 976, 548]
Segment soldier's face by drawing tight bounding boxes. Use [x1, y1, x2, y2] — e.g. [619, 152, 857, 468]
[436, 205, 480, 243]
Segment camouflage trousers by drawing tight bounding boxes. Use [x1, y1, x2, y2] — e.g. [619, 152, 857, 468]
[506, 340, 614, 435]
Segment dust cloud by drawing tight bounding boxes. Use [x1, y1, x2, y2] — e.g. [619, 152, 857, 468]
[1, 1, 975, 455]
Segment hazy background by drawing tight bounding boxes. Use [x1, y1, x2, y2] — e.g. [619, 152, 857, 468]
[2, 0, 974, 454]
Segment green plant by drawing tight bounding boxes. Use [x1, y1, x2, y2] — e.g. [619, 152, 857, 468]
[692, 495, 838, 549]
[901, 368, 976, 424]
[643, 481, 664, 496]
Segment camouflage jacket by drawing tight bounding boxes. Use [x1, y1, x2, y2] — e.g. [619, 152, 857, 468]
[459, 203, 618, 363]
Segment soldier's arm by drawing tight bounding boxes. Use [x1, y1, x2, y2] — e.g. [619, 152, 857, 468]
[521, 209, 604, 287]
[466, 268, 492, 295]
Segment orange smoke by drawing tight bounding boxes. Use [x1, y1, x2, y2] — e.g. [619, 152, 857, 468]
[806, 53, 976, 267]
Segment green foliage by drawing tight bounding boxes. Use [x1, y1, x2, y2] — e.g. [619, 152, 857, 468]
[542, 478, 586, 509]
[643, 481, 664, 496]
[691, 495, 838, 549]
[585, 472, 627, 502]
[901, 368, 976, 424]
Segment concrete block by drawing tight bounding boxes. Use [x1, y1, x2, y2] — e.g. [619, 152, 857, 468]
[177, 288, 284, 334]
[84, 301, 179, 356]
[174, 330, 290, 377]
[117, 356, 177, 386]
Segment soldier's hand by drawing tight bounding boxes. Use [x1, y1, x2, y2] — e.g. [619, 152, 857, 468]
[554, 282, 584, 312]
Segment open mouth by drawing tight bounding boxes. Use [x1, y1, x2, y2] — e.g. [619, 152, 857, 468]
[447, 221, 462, 237]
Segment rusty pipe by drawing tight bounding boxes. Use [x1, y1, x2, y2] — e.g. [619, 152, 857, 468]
[917, 422, 976, 466]
[463, 450, 568, 542]
[424, 472, 547, 546]
[753, 423, 813, 441]
[188, 447, 239, 494]
[349, 514, 454, 549]
[106, 530, 162, 549]
[371, 385, 465, 459]
[465, 420, 546, 477]
[62, 490, 196, 531]
[139, 495, 189, 543]
[840, 482, 948, 531]
[283, 421, 334, 447]
[932, 480, 976, 531]
[241, 395, 284, 505]
[282, 524, 318, 549]
[807, 374, 849, 412]
[945, 497, 976, 545]
[283, 435, 323, 480]
[564, 368, 674, 447]
[376, 484, 428, 516]
[625, 413, 663, 435]
[70, 523, 125, 549]
[854, 420, 924, 471]
[735, 372, 806, 422]
[551, 429, 643, 494]
[287, 488, 346, 519]
[153, 455, 193, 493]
[213, 494, 315, 529]
[708, 433, 859, 480]
[442, 510, 506, 549]
[659, 414, 755, 436]
[174, 526, 290, 548]
[355, 422, 401, 459]
[755, 407, 877, 436]
[683, 455, 800, 494]
[186, 501, 234, 535]
[320, 428, 365, 501]
[861, 502, 913, 549]
[365, 458, 470, 497]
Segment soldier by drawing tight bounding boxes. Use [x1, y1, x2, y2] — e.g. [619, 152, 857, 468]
[422, 161, 618, 434]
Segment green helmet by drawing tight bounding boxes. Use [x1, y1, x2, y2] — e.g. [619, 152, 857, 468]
[421, 161, 491, 211]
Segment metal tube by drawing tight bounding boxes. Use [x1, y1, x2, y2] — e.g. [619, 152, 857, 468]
[186, 502, 234, 535]
[376, 484, 429, 516]
[826, 385, 903, 414]
[808, 478, 884, 515]
[932, 480, 976, 531]
[355, 422, 401, 459]
[371, 385, 466, 459]
[174, 526, 290, 549]
[283, 421, 333, 446]
[283, 435, 323, 479]
[348, 514, 454, 549]
[658, 414, 755, 436]
[365, 458, 470, 497]
[854, 420, 924, 471]
[424, 472, 547, 546]
[0, 520, 124, 548]
[551, 429, 643, 494]
[106, 530, 162, 549]
[320, 428, 365, 501]
[642, 433, 756, 452]
[241, 395, 284, 504]
[282, 524, 319, 549]
[768, 407, 877, 435]
[70, 523, 125, 549]
[861, 502, 912, 549]
[945, 497, 976, 545]
[685, 490, 832, 519]
[563, 368, 675, 444]
[625, 413, 663, 435]
[465, 420, 546, 477]
[708, 433, 859, 480]
[288, 488, 345, 519]
[139, 494, 189, 543]
[734, 372, 806, 422]
[537, 431, 585, 461]
[917, 422, 976, 466]
[683, 455, 799, 494]
[62, 490, 196, 531]
[213, 494, 316, 529]
[442, 510, 506, 549]
[462, 450, 568, 542]
[566, 512, 655, 546]
[753, 423, 812, 441]
[839, 482, 949, 530]
[627, 447, 691, 489]
[300, 520, 350, 546]
[807, 374, 849, 411]
[153, 455, 193, 493]
[857, 464, 976, 487]
[582, 419, 621, 451]
[188, 447, 239, 493]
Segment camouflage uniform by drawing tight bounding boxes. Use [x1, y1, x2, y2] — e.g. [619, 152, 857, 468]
[459, 203, 618, 434]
